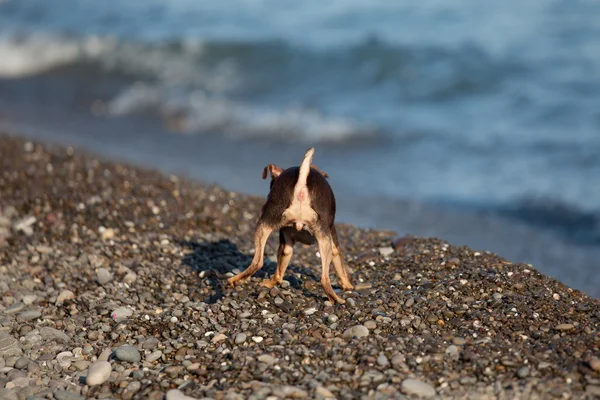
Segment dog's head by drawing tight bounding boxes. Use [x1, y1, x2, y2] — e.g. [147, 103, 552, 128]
[262, 164, 328, 189]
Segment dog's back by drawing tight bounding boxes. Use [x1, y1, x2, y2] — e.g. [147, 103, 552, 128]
[261, 167, 335, 231]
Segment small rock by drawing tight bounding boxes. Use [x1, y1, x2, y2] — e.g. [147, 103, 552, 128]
[252, 336, 264, 343]
[142, 337, 160, 350]
[56, 351, 73, 369]
[258, 354, 277, 365]
[101, 228, 115, 241]
[0, 332, 22, 357]
[56, 290, 75, 305]
[111, 307, 133, 322]
[0, 389, 17, 400]
[452, 337, 466, 345]
[378, 247, 394, 257]
[114, 345, 141, 363]
[364, 320, 377, 330]
[18, 310, 41, 321]
[125, 381, 142, 395]
[404, 297, 415, 308]
[72, 360, 90, 371]
[343, 325, 369, 340]
[146, 350, 163, 362]
[235, 333, 247, 345]
[123, 271, 137, 284]
[377, 354, 389, 367]
[22, 295, 37, 305]
[53, 390, 85, 400]
[212, 333, 227, 343]
[355, 283, 372, 290]
[86, 360, 112, 386]
[3, 302, 25, 314]
[274, 297, 284, 306]
[39, 327, 71, 344]
[14, 357, 29, 370]
[555, 323, 574, 331]
[589, 357, 600, 372]
[166, 389, 198, 400]
[401, 379, 436, 398]
[97, 268, 113, 285]
[517, 366, 530, 378]
[315, 386, 335, 398]
[346, 298, 356, 307]
[445, 345, 460, 359]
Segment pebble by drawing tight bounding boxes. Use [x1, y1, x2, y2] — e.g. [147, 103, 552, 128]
[252, 336, 264, 343]
[146, 350, 163, 362]
[14, 357, 29, 369]
[517, 366, 530, 378]
[166, 389, 198, 400]
[123, 271, 137, 284]
[445, 345, 460, 359]
[378, 247, 394, 257]
[142, 337, 160, 350]
[3, 303, 25, 314]
[0, 332, 22, 357]
[274, 296, 284, 305]
[343, 325, 369, 340]
[18, 310, 41, 320]
[555, 323, 574, 331]
[315, 386, 335, 398]
[404, 297, 415, 308]
[56, 290, 75, 305]
[452, 337, 466, 345]
[39, 327, 71, 343]
[401, 379, 436, 398]
[364, 320, 377, 330]
[86, 360, 112, 386]
[114, 345, 141, 363]
[53, 390, 85, 400]
[56, 351, 73, 369]
[212, 333, 227, 343]
[111, 307, 133, 322]
[22, 295, 37, 305]
[376, 354, 389, 367]
[125, 381, 142, 395]
[235, 333, 247, 345]
[346, 298, 356, 307]
[97, 268, 113, 285]
[258, 354, 277, 365]
[98, 348, 113, 361]
[589, 357, 600, 372]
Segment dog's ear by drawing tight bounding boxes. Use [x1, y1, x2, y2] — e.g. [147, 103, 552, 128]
[311, 165, 329, 178]
[262, 164, 283, 180]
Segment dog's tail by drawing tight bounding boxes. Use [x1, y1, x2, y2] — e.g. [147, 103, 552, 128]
[297, 147, 315, 191]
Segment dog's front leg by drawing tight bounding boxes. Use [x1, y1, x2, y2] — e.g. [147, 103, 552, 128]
[228, 223, 273, 286]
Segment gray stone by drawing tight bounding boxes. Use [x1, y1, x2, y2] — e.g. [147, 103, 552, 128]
[0, 388, 18, 400]
[378, 247, 394, 257]
[39, 327, 71, 344]
[97, 268, 113, 285]
[18, 310, 41, 321]
[166, 389, 198, 400]
[234, 333, 247, 345]
[258, 354, 277, 365]
[4, 303, 25, 314]
[146, 350, 162, 362]
[517, 366, 530, 378]
[376, 354, 389, 367]
[14, 357, 29, 370]
[86, 360, 112, 386]
[589, 357, 600, 372]
[0, 332, 22, 357]
[53, 390, 85, 400]
[343, 325, 369, 340]
[401, 379, 436, 398]
[142, 337, 160, 350]
[56, 290, 75, 305]
[114, 345, 141, 363]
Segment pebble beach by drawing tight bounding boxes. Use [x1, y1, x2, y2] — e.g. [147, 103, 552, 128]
[1, 133, 599, 399]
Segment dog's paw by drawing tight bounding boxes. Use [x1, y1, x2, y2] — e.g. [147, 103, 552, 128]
[227, 276, 244, 287]
[260, 279, 278, 289]
[341, 284, 354, 292]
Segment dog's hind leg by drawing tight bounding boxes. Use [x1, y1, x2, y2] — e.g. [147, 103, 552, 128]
[261, 229, 294, 288]
[228, 223, 273, 286]
[315, 231, 345, 304]
[331, 225, 354, 291]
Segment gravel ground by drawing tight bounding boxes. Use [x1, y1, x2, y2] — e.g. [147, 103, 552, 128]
[1, 134, 599, 400]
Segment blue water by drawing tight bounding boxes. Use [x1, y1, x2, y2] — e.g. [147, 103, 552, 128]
[1, 0, 599, 297]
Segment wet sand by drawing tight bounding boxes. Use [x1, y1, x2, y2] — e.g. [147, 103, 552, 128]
[0, 133, 599, 399]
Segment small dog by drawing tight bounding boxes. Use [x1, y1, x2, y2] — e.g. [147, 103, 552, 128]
[227, 148, 354, 304]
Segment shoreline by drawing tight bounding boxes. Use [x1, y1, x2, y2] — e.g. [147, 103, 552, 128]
[1, 133, 599, 399]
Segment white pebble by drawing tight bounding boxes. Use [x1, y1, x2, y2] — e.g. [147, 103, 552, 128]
[252, 336, 264, 343]
[86, 360, 112, 386]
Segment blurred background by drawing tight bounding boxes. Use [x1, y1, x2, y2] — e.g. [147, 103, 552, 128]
[0, 0, 599, 297]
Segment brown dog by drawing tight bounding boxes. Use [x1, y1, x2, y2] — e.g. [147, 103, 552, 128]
[227, 148, 354, 304]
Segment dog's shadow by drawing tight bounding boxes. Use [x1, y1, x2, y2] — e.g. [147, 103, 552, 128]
[178, 239, 321, 304]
